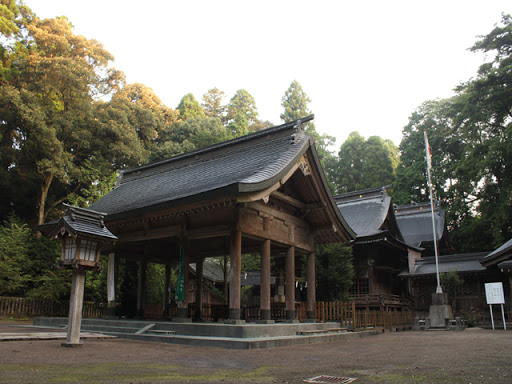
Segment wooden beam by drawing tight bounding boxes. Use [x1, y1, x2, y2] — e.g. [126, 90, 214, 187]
[251, 201, 310, 230]
[185, 225, 232, 239]
[117, 225, 181, 243]
[237, 162, 300, 203]
[271, 191, 305, 209]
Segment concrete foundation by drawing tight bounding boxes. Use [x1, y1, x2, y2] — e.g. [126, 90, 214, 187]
[33, 317, 379, 349]
[429, 293, 453, 328]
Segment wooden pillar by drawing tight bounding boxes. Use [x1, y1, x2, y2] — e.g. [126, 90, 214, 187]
[229, 230, 242, 321]
[285, 225, 295, 320]
[307, 252, 316, 320]
[162, 264, 171, 319]
[136, 260, 147, 319]
[260, 238, 271, 321]
[194, 257, 204, 321]
[107, 252, 119, 317]
[509, 275, 512, 308]
[62, 270, 86, 347]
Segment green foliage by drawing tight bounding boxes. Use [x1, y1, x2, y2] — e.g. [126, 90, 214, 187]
[395, 15, 512, 251]
[281, 80, 313, 124]
[177, 93, 205, 121]
[280, 80, 337, 179]
[315, 243, 354, 301]
[0, 13, 151, 226]
[0, 215, 31, 295]
[201, 88, 226, 119]
[151, 117, 232, 161]
[145, 263, 166, 305]
[0, 0, 20, 37]
[112, 83, 178, 151]
[331, 132, 397, 194]
[440, 270, 463, 295]
[0, 215, 71, 300]
[226, 89, 258, 136]
[440, 270, 464, 311]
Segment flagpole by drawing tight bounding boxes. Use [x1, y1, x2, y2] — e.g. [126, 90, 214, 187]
[424, 131, 443, 294]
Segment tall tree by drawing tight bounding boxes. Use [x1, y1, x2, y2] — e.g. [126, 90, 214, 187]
[0, 13, 146, 225]
[225, 89, 258, 136]
[332, 132, 397, 194]
[281, 80, 313, 123]
[394, 14, 512, 251]
[176, 93, 205, 121]
[280, 80, 336, 173]
[113, 83, 178, 151]
[201, 87, 226, 120]
[459, 13, 512, 246]
[151, 117, 232, 161]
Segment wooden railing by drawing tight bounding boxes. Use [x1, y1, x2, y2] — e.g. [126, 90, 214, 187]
[1, 296, 417, 331]
[0, 296, 104, 318]
[350, 293, 409, 309]
[354, 309, 416, 331]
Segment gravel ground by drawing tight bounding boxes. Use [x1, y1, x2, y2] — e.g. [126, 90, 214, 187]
[0, 319, 511, 384]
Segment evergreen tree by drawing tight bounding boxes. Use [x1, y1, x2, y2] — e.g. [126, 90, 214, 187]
[201, 87, 226, 119]
[225, 89, 258, 136]
[333, 132, 397, 194]
[176, 93, 205, 121]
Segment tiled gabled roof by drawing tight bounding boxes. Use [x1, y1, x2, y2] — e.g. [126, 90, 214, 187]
[88, 116, 355, 244]
[89, 117, 314, 219]
[334, 186, 407, 249]
[335, 186, 392, 238]
[394, 202, 446, 248]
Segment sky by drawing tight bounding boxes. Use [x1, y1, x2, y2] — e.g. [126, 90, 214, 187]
[28, 0, 511, 148]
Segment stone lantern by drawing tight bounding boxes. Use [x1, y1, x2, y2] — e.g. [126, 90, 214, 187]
[48, 204, 117, 347]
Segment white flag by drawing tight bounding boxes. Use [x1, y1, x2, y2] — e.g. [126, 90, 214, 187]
[424, 131, 432, 170]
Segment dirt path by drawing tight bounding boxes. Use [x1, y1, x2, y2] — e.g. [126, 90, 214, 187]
[0, 319, 510, 383]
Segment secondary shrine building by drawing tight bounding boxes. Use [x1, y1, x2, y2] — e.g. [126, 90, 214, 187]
[88, 116, 356, 322]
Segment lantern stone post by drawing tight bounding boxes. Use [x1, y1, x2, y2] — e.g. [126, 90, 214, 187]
[48, 204, 117, 348]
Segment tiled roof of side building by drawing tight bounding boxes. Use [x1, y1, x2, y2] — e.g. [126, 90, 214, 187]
[89, 117, 313, 220]
[399, 252, 489, 277]
[394, 202, 446, 248]
[480, 238, 512, 267]
[334, 186, 391, 238]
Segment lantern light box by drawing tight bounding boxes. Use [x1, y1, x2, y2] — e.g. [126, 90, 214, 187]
[49, 204, 117, 271]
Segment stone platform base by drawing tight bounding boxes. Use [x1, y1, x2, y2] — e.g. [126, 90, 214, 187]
[32, 317, 379, 349]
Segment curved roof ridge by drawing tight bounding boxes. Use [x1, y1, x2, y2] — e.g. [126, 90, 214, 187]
[334, 185, 390, 200]
[120, 133, 297, 186]
[122, 115, 314, 176]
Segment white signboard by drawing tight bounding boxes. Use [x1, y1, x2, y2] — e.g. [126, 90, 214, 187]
[485, 282, 505, 305]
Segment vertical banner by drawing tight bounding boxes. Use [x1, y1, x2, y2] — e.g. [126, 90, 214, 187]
[174, 247, 185, 302]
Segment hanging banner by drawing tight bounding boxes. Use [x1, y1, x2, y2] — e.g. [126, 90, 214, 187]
[174, 247, 185, 302]
[107, 253, 116, 302]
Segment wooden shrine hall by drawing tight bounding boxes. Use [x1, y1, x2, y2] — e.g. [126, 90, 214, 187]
[87, 116, 356, 323]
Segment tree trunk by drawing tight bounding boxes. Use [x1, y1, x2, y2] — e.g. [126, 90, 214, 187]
[38, 173, 54, 226]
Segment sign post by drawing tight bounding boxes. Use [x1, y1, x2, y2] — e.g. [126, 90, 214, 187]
[484, 282, 506, 330]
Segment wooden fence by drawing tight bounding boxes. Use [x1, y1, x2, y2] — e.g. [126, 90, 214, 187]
[0, 296, 104, 318]
[1, 296, 418, 330]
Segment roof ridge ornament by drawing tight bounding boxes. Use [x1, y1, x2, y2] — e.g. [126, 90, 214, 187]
[291, 118, 307, 144]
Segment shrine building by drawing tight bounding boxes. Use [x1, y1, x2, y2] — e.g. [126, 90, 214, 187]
[86, 116, 356, 322]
